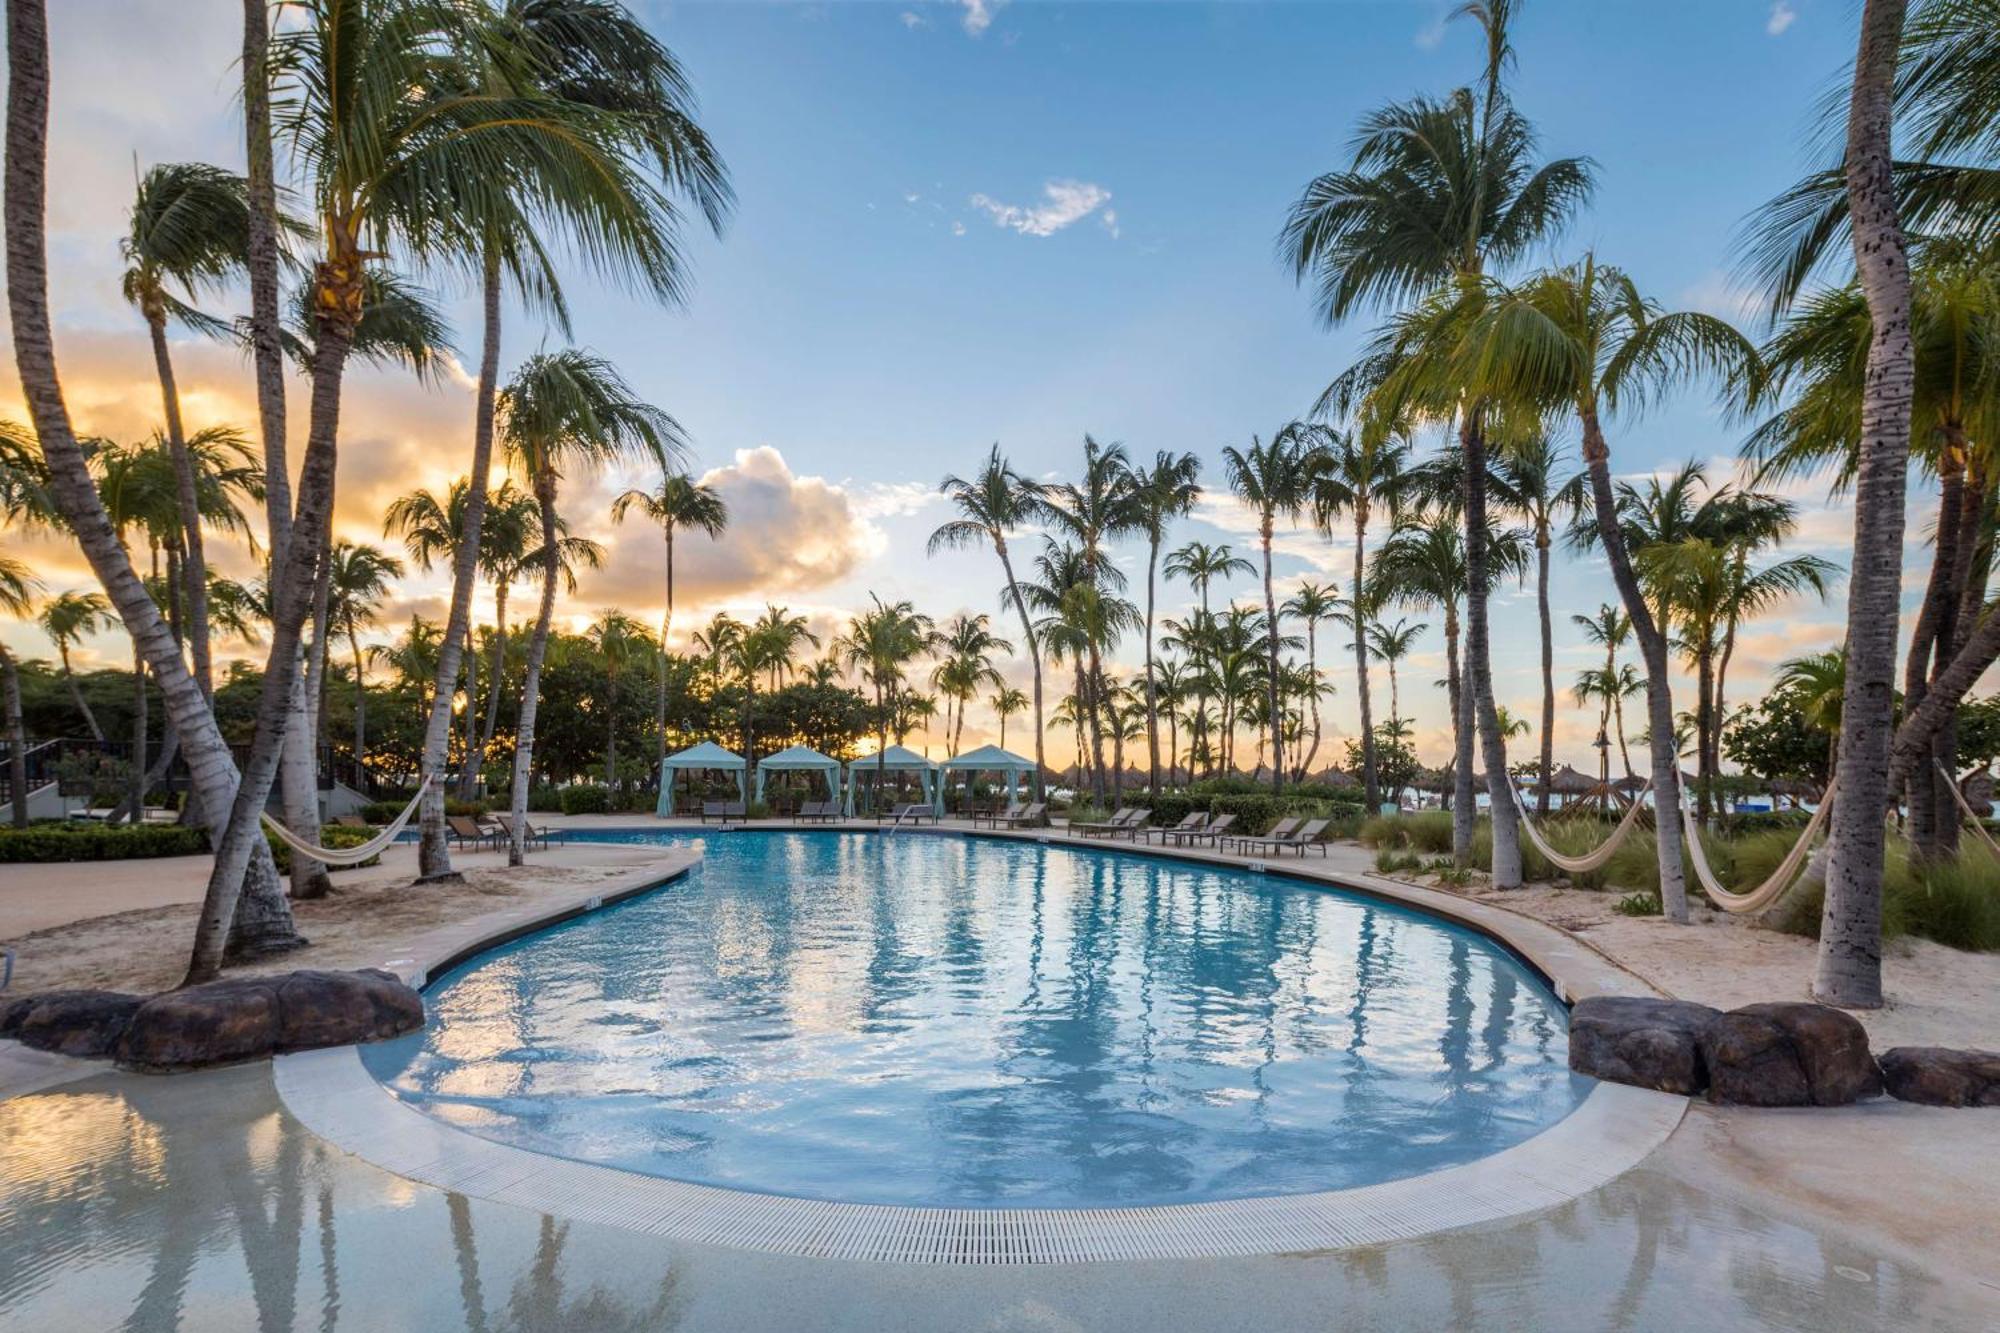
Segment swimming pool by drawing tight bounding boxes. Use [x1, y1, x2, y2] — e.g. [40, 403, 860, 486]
[362, 831, 1589, 1210]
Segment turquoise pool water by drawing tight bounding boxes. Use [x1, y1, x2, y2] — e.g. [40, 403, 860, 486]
[362, 831, 1589, 1209]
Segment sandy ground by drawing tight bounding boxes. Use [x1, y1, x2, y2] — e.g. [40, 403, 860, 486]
[0, 840, 679, 995]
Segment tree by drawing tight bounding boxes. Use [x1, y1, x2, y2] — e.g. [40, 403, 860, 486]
[1222, 426, 1316, 793]
[1043, 437, 1140, 802]
[1491, 431, 1582, 811]
[612, 472, 727, 766]
[1127, 451, 1201, 791]
[930, 446, 1050, 797]
[501, 350, 680, 865]
[1165, 540, 1253, 777]
[0, 556, 41, 827]
[931, 613, 1011, 756]
[586, 609, 651, 795]
[990, 685, 1028, 751]
[326, 541, 403, 791]
[36, 589, 115, 741]
[405, 0, 729, 882]
[1572, 603, 1635, 777]
[836, 595, 940, 805]
[1366, 616, 1426, 732]
[1282, 580, 1343, 779]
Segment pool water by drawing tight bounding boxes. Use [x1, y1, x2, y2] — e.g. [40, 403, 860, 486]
[362, 832, 1590, 1209]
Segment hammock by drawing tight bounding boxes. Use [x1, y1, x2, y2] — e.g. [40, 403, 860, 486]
[1677, 774, 1836, 914]
[258, 777, 431, 867]
[1935, 760, 2000, 860]
[1507, 779, 1652, 875]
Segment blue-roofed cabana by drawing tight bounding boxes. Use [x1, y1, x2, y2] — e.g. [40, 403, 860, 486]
[940, 743, 1039, 812]
[753, 744, 844, 811]
[843, 744, 940, 817]
[656, 740, 747, 817]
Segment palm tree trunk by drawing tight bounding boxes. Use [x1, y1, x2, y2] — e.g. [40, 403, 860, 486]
[1354, 508, 1378, 807]
[1461, 414, 1520, 887]
[282, 526, 333, 900]
[1536, 525, 1554, 816]
[59, 648, 103, 741]
[994, 535, 1045, 799]
[146, 308, 212, 697]
[129, 647, 146, 823]
[2, 645, 27, 829]
[349, 627, 368, 794]
[1261, 520, 1283, 794]
[1579, 406, 1688, 922]
[604, 673, 618, 796]
[1819, 0, 1915, 1009]
[510, 486, 563, 867]
[1144, 536, 1160, 793]
[1903, 442, 1964, 860]
[473, 582, 509, 786]
[419, 245, 502, 879]
[1693, 645, 1716, 831]
[656, 524, 674, 763]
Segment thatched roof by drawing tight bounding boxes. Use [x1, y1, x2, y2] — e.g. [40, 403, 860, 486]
[1543, 764, 1601, 796]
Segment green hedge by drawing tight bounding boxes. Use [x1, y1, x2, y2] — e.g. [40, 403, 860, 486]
[0, 822, 209, 862]
[266, 823, 381, 874]
[557, 784, 612, 815]
[357, 797, 489, 824]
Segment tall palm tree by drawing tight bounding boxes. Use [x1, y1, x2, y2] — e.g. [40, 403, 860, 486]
[836, 595, 940, 805]
[612, 472, 727, 764]
[0, 557, 41, 828]
[501, 350, 680, 865]
[1366, 617, 1426, 732]
[121, 162, 262, 698]
[1222, 426, 1316, 792]
[1572, 603, 1634, 777]
[402, 0, 729, 881]
[932, 613, 1011, 756]
[1491, 431, 1583, 812]
[326, 541, 404, 792]
[1776, 648, 1850, 778]
[1165, 540, 1252, 776]
[1043, 436, 1140, 801]
[587, 609, 650, 796]
[1282, 0, 1592, 879]
[1129, 450, 1201, 791]
[929, 446, 1050, 796]
[37, 589, 116, 741]
[991, 685, 1028, 751]
[732, 603, 819, 767]
[1309, 426, 1409, 807]
[1281, 581, 1343, 779]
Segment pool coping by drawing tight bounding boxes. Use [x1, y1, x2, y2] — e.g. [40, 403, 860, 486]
[274, 825, 1688, 1266]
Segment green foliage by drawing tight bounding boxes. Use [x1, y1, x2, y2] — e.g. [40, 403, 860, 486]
[1342, 725, 1420, 801]
[1141, 792, 1354, 837]
[356, 797, 488, 824]
[557, 784, 613, 815]
[1614, 891, 1661, 916]
[1723, 688, 1830, 783]
[265, 824, 380, 874]
[0, 822, 206, 862]
[1359, 811, 1454, 854]
[744, 800, 772, 820]
[1774, 843, 1998, 952]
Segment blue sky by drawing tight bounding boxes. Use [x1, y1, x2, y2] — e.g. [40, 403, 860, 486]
[2, 0, 1888, 767]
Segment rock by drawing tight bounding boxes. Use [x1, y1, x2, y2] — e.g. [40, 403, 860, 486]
[1878, 1047, 2000, 1108]
[114, 969, 423, 1071]
[1700, 1002, 1882, 1107]
[0, 990, 145, 1058]
[1568, 995, 1720, 1094]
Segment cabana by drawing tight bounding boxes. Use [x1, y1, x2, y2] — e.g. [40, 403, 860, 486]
[940, 743, 1039, 816]
[753, 744, 844, 813]
[843, 744, 940, 817]
[655, 740, 747, 817]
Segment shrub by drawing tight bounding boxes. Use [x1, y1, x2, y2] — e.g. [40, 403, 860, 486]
[1614, 891, 1661, 916]
[558, 784, 613, 815]
[266, 823, 380, 874]
[744, 799, 772, 820]
[527, 785, 563, 813]
[1723, 809, 1812, 836]
[0, 822, 208, 862]
[1358, 811, 1453, 854]
[1893, 855, 2000, 952]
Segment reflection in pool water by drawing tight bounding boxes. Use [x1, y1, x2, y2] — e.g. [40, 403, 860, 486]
[363, 832, 1590, 1208]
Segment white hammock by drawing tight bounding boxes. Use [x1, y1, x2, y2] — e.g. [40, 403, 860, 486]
[1935, 760, 2000, 860]
[259, 777, 431, 867]
[1677, 774, 1835, 914]
[1507, 779, 1652, 875]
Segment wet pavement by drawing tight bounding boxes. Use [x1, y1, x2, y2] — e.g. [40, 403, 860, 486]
[2, 1064, 1995, 1331]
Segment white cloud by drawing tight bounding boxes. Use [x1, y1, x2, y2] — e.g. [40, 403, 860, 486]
[969, 180, 1114, 238]
[951, 221, 967, 237]
[900, 10, 928, 29]
[1414, 14, 1448, 49]
[959, 0, 998, 36]
[1099, 208, 1120, 240]
[1767, 1, 1797, 35]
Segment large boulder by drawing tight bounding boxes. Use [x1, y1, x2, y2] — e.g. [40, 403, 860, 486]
[1569, 995, 1720, 1094]
[1699, 1002, 1882, 1107]
[0, 990, 145, 1058]
[1878, 1047, 2000, 1108]
[114, 968, 422, 1071]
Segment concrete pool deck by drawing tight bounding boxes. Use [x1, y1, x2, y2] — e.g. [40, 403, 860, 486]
[3, 818, 1998, 1326]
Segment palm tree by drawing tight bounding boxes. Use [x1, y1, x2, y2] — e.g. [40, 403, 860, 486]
[1165, 540, 1252, 776]
[400, 0, 729, 882]
[37, 590, 116, 741]
[930, 446, 1051, 796]
[1043, 436, 1140, 801]
[932, 614, 1011, 756]
[990, 685, 1029, 751]
[612, 472, 727, 764]
[1492, 432, 1582, 812]
[121, 162, 262, 698]
[836, 596, 940, 806]
[1776, 648, 1849, 778]
[586, 609, 651, 797]
[1128, 451, 1201, 791]
[1281, 581, 1343, 779]
[1572, 603, 1634, 777]
[1366, 617, 1426, 732]
[731, 603, 819, 767]
[1282, 0, 1592, 881]
[0, 557, 42, 828]
[1222, 427, 1317, 792]
[325, 542, 404, 792]
[501, 350, 681, 865]
[1309, 426, 1409, 807]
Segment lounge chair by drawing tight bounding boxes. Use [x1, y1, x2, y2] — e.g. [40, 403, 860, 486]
[496, 812, 567, 848]
[1077, 808, 1150, 839]
[1220, 816, 1299, 853]
[700, 800, 726, 823]
[796, 799, 822, 822]
[799, 800, 839, 824]
[878, 802, 934, 825]
[1164, 811, 1235, 846]
[446, 815, 500, 850]
[1141, 812, 1208, 843]
[1229, 817, 1330, 857]
[1102, 808, 1155, 840]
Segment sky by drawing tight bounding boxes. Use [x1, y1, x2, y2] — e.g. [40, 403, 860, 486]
[0, 0, 1917, 771]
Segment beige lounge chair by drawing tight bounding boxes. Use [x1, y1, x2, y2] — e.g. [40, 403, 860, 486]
[1164, 812, 1236, 846]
